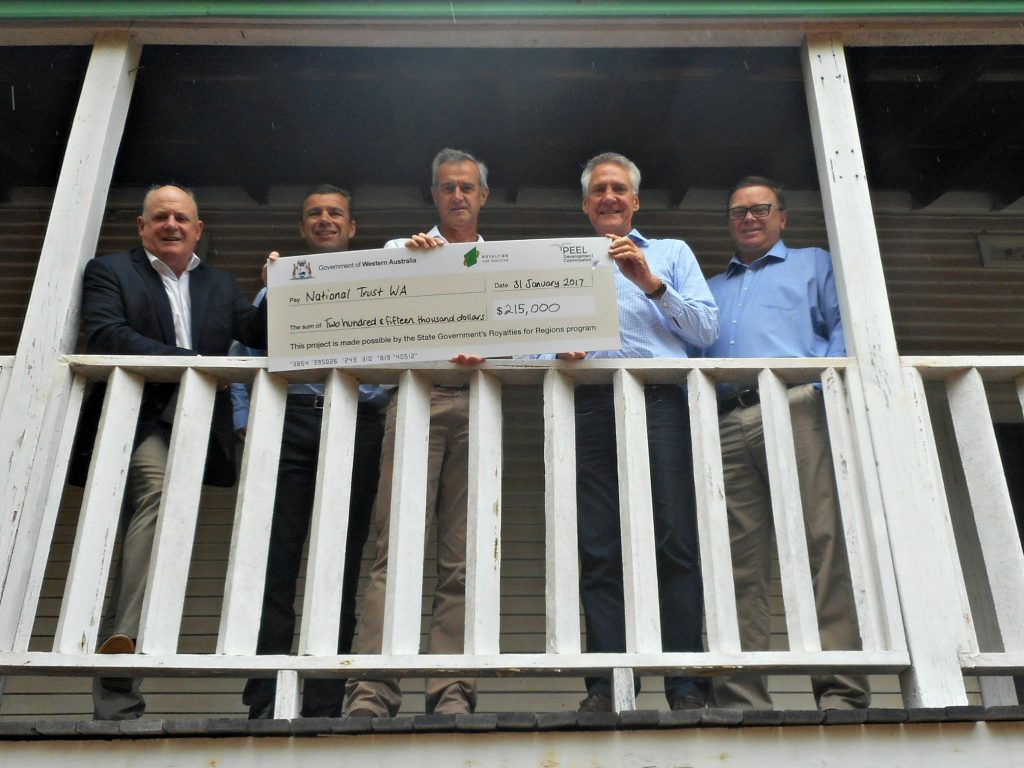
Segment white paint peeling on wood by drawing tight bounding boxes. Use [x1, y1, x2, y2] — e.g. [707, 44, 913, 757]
[217, 370, 287, 655]
[804, 32, 969, 706]
[542, 368, 581, 655]
[138, 368, 217, 655]
[612, 666, 637, 712]
[298, 370, 359, 657]
[53, 367, 143, 654]
[901, 368, 979, 656]
[273, 669, 299, 719]
[465, 370, 503, 656]
[381, 371, 431, 656]
[835, 366, 906, 654]
[946, 368, 1024, 652]
[0, 32, 140, 655]
[759, 369, 820, 652]
[612, 369, 662, 655]
[687, 369, 740, 654]
[11, 371, 87, 653]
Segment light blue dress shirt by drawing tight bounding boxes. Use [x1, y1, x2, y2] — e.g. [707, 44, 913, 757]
[701, 239, 844, 361]
[541, 229, 717, 360]
[230, 287, 389, 431]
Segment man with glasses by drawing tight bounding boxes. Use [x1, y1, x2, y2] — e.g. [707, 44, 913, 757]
[701, 176, 869, 710]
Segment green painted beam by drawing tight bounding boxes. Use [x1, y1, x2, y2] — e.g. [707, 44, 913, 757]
[1, 1, 1023, 20]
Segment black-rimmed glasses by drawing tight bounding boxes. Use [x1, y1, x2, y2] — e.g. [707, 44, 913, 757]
[727, 203, 777, 221]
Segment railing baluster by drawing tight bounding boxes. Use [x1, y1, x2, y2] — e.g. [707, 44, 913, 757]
[612, 666, 637, 713]
[465, 370, 504, 655]
[218, 369, 287, 655]
[138, 368, 217, 654]
[13, 371, 87, 653]
[613, 369, 661, 654]
[837, 366, 906, 653]
[901, 367, 979, 656]
[543, 368, 581, 654]
[54, 367, 144, 654]
[820, 367, 883, 651]
[946, 368, 1024, 652]
[758, 369, 820, 652]
[687, 369, 739, 653]
[273, 669, 300, 719]
[298, 369, 359, 656]
[381, 371, 432, 655]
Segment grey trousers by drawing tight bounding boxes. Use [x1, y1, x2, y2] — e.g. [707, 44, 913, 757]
[92, 426, 170, 721]
[710, 385, 870, 710]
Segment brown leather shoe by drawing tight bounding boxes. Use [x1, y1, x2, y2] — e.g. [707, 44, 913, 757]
[97, 634, 135, 654]
[578, 692, 613, 713]
[97, 633, 136, 693]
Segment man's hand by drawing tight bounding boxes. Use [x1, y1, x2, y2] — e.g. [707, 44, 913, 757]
[606, 234, 661, 295]
[261, 251, 280, 286]
[404, 233, 446, 249]
[450, 354, 486, 365]
[556, 352, 587, 360]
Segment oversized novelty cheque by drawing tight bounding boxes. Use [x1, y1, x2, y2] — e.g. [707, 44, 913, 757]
[266, 237, 621, 371]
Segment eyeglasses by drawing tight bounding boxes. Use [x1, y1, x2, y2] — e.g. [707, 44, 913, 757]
[727, 203, 777, 221]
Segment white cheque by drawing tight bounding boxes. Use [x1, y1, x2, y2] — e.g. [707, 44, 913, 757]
[266, 237, 621, 371]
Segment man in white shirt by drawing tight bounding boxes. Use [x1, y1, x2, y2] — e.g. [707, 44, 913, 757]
[78, 185, 267, 720]
[344, 149, 488, 718]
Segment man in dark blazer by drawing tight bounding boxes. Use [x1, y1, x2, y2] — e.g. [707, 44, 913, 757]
[79, 184, 266, 720]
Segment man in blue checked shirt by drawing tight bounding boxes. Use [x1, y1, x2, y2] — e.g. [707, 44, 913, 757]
[563, 152, 718, 713]
[232, 185, 388, 719]
[702, 176, 869, 711]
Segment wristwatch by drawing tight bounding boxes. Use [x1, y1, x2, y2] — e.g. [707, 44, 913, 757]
[645, 281, 667, 300]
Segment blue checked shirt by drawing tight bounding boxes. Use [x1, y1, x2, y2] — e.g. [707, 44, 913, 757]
[573, 229, 717, 359]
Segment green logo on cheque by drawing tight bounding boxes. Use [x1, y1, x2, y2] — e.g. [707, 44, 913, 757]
[463, 247, 479, 268]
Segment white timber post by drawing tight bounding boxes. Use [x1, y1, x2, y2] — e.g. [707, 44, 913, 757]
[464, 370, 504, 655]
[803, 32, 968, 705]
[0, 31, 141, 651]
[543, 369, 581, 654]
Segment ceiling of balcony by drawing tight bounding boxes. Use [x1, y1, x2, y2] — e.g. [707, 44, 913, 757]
[1, 43, 1023, 208]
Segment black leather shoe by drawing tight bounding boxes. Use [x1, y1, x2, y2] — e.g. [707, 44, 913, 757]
[248, 701, 275, 719]
[578, 692, 613, 713]
[669, 694, 706, 710]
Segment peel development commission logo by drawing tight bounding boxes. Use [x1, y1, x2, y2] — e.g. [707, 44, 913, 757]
[551, 242, 594, 264]
[290, 258, 315, 280]
[462, 246, 479, 268]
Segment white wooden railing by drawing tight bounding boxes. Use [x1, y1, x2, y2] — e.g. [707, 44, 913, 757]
[2, 354, 1023, 715]
[902, 357, 1024, 705]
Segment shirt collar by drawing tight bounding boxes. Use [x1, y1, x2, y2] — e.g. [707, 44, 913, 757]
[627, 228, 648, 248]
[724, 238, 787, 276]
[426, 224, 484, 244]
[145, 249, 201, 279]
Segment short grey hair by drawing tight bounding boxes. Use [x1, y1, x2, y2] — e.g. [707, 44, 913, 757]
[431, 148, 489, 189]
[580, 152, 641, 197]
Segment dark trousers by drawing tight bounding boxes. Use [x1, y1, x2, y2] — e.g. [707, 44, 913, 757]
[574, 385, 705, 703]
[243, 399, 384, 717]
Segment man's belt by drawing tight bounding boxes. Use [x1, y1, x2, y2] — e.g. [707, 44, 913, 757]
[718, 387, 760, 415]
[287, 393, 381, 412]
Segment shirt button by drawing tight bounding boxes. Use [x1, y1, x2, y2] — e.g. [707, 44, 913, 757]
[730, 339, 735, 345]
